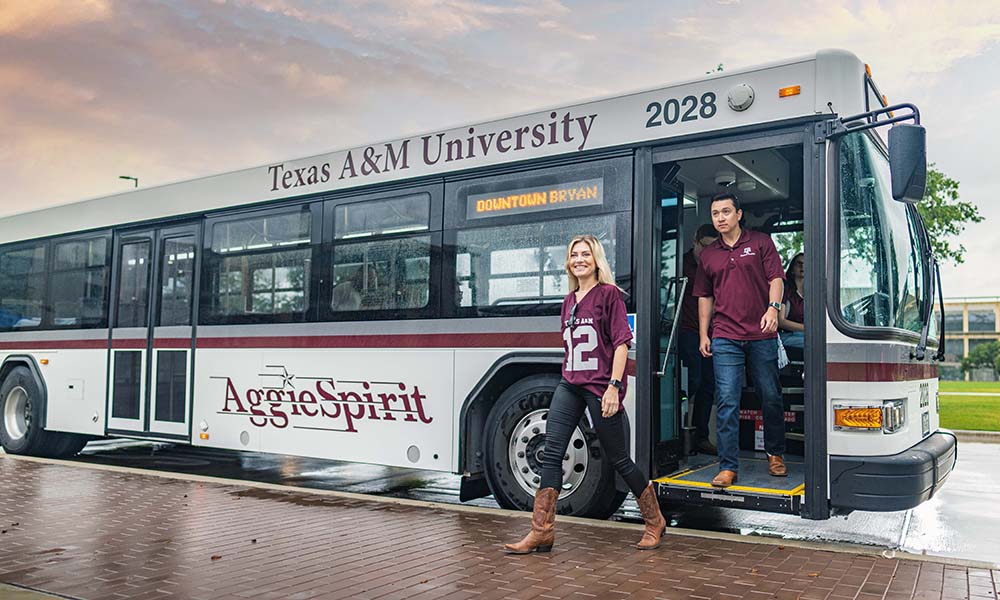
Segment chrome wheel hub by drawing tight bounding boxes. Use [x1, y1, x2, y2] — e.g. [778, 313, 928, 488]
[508, 409, 589, 499]
[3, 386, 30, 442]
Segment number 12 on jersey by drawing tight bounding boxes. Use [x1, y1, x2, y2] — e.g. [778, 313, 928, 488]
[563, 325, 598, 372]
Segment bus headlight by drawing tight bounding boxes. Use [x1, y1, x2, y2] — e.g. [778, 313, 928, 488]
[882, 399, 906, 433]
[833, 399, 906, 433]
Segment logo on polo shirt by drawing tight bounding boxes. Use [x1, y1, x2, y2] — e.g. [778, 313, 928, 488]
[740, 246, 756, 257]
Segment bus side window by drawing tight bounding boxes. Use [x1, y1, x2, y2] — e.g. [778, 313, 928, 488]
[329, 193, 433, 316]
[0, 242, 47, 329]
[454, 214, 617, 313]
[50, 235, 111, 328]
[204, 208, 312, 322]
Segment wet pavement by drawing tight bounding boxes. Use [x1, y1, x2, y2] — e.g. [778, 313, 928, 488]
[1, 455, 998, 600]
[58, 439, 1000, 567]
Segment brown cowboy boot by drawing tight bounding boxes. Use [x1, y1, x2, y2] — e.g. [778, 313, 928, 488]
[504, 487, 558, 554]
[635, 483, 666, 550]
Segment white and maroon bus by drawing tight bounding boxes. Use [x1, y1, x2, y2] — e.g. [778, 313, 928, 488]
[0, 49, 954, 519]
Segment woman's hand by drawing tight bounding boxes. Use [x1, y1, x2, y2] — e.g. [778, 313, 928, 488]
[601, 386, 620, 418]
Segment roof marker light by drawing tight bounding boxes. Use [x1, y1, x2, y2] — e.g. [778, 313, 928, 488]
[778, 85, 801, 98]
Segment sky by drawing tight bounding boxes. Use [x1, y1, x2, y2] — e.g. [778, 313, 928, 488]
[1, 0, 999, 296]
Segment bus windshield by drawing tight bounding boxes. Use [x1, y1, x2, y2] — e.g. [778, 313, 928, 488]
[838, 130, 929, 334]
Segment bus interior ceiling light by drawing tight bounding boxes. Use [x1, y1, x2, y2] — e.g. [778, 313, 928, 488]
[714, 170, 736, 186]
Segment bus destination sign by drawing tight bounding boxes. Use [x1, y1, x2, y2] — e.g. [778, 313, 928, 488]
[467, 178, 604, 220]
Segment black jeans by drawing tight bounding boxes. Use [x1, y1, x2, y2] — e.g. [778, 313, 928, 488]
[539, 379, 648, 498]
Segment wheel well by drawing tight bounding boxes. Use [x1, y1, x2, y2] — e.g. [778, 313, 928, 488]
[0, 356, 48, 429]
[459, 356, 561, 479]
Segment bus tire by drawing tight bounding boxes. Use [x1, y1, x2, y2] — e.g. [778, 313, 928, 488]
[0, 366, 51, 456]
[482, 373, 627, 520]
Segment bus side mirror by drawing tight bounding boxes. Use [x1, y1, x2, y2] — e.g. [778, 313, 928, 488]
[888, 123, 926, 203]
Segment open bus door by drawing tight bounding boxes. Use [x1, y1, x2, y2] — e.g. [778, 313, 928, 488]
[646, 137, 808, 515]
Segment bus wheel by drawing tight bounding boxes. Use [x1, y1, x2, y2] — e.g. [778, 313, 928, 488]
[0, 366, 47, 455]
[483, 374, 627, 519]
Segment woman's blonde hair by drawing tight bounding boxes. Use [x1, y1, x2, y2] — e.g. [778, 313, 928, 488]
[565, 234, 620, 291]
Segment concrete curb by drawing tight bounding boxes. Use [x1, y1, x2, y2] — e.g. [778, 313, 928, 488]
[3, 452, 998, 571]
[952, 429, 1000, 443]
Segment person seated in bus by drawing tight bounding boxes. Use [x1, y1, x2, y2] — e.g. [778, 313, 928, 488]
[778, 252, 805, 350]
[505, 234, 666, 554]
[332, 265, 378, 311]
[693, 193, 787, 488]
[679, 223, 719, 455]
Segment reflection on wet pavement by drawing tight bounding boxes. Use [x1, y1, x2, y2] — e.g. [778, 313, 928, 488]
[66, 438, 1000, 565]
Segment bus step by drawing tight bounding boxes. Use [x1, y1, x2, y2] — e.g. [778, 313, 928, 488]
[655, 454, 804, 515]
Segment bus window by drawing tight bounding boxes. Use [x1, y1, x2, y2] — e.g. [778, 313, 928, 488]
[205, 208, 312, 321]
[116, 241, 151, 328]
[51, 235, 110, 328]
[334, 193, 430, 239]
[0, 242, 47, 329]
[838, 132, 927, 333]
[159, 236, 196, 326]
[455, 214, 616, 311]
[331, 236, 432, 312]
[329, 193, 434, 315]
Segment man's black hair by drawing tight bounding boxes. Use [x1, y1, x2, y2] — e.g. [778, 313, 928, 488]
[710, 192, 741, 211]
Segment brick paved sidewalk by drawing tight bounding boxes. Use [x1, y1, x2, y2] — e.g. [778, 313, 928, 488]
[0, 456, 997, 600]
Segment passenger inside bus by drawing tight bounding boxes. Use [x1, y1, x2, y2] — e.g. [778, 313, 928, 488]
[779, 252, 805, 350]
[678, 223, 719, 456]
[332, 265, 379, 311]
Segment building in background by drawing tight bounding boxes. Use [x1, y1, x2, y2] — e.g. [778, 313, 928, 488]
[942, 296, 1000, 381]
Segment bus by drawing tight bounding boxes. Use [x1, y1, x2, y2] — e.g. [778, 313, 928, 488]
[0, 49, 955, 520]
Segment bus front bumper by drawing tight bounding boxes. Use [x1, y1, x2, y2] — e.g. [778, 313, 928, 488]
[829, 431, 958, 512]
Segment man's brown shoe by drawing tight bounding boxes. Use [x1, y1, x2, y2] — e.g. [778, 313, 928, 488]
[711, 470, 737, 488]
[768, 455, 787, 477]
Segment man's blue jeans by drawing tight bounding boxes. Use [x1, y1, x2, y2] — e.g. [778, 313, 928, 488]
[711, 337, 785, 472]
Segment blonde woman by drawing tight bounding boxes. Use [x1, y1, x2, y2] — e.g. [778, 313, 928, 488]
[504, 234, 666, 554]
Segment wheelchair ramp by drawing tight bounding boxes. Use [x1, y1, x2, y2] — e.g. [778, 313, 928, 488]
[655, 454, 805, 514]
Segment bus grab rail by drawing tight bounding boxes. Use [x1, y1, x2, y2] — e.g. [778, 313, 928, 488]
[656, 276, 687, 378]
[828, 103, 921, 138]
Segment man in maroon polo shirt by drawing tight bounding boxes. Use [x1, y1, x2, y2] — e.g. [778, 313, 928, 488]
[692, 193, 787, 488]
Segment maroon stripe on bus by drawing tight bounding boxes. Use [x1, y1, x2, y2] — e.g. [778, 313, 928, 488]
[111, 339, 146, 349]
[196, 332, 563, 349]
[154, 339, 192, 349]
[827, 362, 938, 382]
[0, 339, 107, 350]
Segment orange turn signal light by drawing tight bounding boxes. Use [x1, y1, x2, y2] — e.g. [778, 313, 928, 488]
[199, 432, 209, 440]
[39, 358, 49, 365]
[834, 407, 882, 429]
[778, 85, 801, 98]
[865, 63, 872, 77]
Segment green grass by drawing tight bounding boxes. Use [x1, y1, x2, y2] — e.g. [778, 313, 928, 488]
[939, 381, 1000, 393]
[939, 395, 1000, 431]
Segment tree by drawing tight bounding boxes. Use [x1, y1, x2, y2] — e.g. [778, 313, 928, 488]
[916, 165, 983, 265]
[961, 340, 998, 373]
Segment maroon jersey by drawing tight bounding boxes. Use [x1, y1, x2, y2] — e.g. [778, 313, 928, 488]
[680, 250, 700, 333]
[782, 284, 804, 326]
[692, 229, 784, 341]
[560, 284, 633, 407]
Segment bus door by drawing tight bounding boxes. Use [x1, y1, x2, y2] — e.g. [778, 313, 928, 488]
[107, 223, 200, 439]
[651, 163, 685, 477]
[648, 136, 807, 515]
